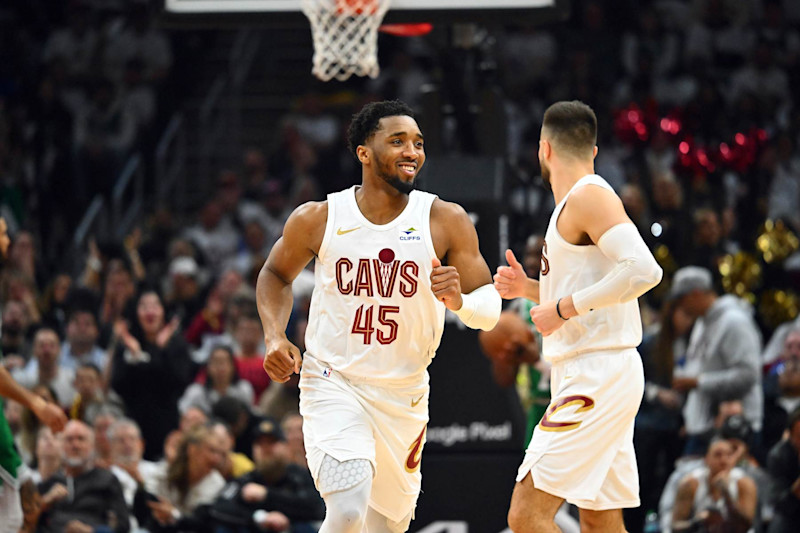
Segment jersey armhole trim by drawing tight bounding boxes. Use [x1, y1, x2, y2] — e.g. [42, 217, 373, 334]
[317, 193, 337, 262]
[553, 178, 617, 251]
[422, 194, 438, 261]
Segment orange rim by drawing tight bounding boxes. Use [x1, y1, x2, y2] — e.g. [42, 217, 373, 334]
[378, 23, 434, 36]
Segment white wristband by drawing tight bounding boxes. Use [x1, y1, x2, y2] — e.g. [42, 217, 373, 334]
[453, 284, 502, 331]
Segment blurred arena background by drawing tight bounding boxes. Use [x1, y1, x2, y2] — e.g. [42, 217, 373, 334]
[1, 0, 799, 531]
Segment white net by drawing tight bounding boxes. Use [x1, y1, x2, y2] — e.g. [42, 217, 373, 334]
[301, 0, 391, 82]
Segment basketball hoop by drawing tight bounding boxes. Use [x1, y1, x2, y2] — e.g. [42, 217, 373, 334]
[302, 0, 391, 82]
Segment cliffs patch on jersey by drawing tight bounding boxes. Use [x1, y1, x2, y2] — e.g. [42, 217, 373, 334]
[400, 226, 421, 241]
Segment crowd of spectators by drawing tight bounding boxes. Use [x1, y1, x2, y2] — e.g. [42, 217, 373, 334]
[1, 1, 324, 531]
[1, 0, 800, 532]
[0, 0, 180, 271]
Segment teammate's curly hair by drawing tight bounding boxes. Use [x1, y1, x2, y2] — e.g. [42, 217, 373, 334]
[347, 100, 415, 158]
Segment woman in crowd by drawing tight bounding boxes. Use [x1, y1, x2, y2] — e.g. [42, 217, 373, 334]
[136, 425, 226, 532]
[30, 426, 63, 484]
[178, 344, 254, 415]
[110, 288, 194, 460]
[16, 384, 61, 466]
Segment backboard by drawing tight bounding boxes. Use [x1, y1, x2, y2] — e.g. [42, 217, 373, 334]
[162, 0, 568, 26]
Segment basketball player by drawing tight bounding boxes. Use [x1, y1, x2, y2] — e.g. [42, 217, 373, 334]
[0, 217, 68, 533]
[494, 101, 663, 533]
[256, 100, 501, 533]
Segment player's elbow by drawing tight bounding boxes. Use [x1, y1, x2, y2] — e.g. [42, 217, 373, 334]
[631, 256, 663, 292]
[619, 257, 662, 303]
[643, 260, 663, 289]
[455, 284, 502, 331]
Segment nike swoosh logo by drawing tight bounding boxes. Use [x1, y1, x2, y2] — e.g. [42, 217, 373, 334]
[337, 226, 361, 235]
[411, 395, 424, 407]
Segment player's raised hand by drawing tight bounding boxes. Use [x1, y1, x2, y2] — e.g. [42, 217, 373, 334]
[494, 249, 529, 299]
[430, 258, 463, 311]
[263, 336, 302, 383]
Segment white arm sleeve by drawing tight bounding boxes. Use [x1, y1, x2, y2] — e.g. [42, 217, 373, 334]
[571, 223, 663, 316]
[453, 283, 502, 331]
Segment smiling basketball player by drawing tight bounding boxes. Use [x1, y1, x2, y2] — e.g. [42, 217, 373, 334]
[256, 100, 501, 532]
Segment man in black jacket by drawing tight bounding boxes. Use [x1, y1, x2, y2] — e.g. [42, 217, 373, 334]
[210, 417, 324, 532]
[37, 420, 130, 533]
[767, 407, 800, 533]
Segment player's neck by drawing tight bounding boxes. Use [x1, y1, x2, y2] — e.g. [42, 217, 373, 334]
[551, 162, 595, 204]
[355, 182, 410, 225]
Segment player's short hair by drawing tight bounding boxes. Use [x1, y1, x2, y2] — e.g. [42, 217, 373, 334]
[542, 100, 597, 157]
[347, 100, 416, 158]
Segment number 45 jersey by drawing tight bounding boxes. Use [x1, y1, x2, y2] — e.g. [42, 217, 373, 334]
[305, 186, 445, 384]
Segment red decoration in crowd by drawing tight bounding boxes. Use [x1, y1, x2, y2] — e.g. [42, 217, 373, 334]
[613, 101, 661, 145]
[613, 103, 768, 175]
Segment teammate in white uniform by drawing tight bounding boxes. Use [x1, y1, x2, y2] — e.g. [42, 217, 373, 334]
[256, 100, 501, 533]
[494, 101, 663, 532]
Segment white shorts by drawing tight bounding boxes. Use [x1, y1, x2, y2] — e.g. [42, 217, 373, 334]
[516, 349, 644, 511]
[299, 355, 429, 523]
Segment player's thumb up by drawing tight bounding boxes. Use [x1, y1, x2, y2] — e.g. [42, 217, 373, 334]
[506, 249, 522, 269]
[432, 257, 442, 269]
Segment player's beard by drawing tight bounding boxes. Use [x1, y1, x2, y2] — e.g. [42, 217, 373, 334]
[378, 163, 416, 195]
[385, 176, 415, 195]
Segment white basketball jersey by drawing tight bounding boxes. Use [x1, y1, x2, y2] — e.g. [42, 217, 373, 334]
[539, 175, 643, 362]
[304, 186, 445, 383]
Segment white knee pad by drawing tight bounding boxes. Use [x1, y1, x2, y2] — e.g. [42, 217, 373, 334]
[319, 466, 372, 533]
[317, 455, 372, 496]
